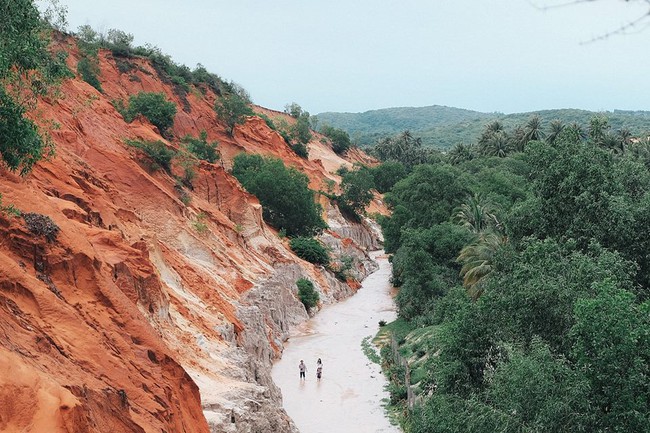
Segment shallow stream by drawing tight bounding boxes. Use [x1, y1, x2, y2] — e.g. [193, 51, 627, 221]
[271, 251, 401, 433]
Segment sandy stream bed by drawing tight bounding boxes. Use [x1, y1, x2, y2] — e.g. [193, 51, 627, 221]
[272, 252, 402, 433]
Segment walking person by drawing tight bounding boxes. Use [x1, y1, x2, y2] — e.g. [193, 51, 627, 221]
[299, 360, 307, 380]
[316, 358, 322, 380]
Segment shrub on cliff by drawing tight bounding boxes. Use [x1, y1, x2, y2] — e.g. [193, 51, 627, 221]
[214, 91, 253, 136]
[296, 278, 319, 311]
[232, 154, 326, 236]
[125, 139, 176, 173]
[290, 237, 330, 266]
[23, 212, 59, 242]
[0, 194, 20, 217]
[77, 57, 102, 92]
[182, 131, 219, 163]
[125, 92, 177, 134]
[321, 125, 351, 155]
[0, 1, 69, 175]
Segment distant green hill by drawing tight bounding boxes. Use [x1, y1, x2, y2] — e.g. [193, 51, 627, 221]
[316, 106, 650, 149]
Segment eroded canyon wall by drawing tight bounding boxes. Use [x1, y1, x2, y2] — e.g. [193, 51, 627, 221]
[0, 36, 383, 433]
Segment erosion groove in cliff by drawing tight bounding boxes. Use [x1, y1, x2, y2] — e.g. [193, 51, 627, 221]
[0, 35, 384, 433]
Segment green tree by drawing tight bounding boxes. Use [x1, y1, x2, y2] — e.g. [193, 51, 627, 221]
[446, 142, 475, 165]
[546, 119, 565, 144]
[369, 161, 407, 193]
[371, 130, 430, 169]
[284, 102, 303, 118]
[522, 115, 546, 147]
[341, 168, 374, 214]
[126, 92, 177, 134]
[570, 281, 650, 431]
[0, 0, 62, 174]
[321, 124, 352, 154]
[296, 278, 319, 311]
[125, 139, 176, 173]
[232, 154, 326, 236]
[486, 339, 592, 432]
[456, 231, 505, 299]
[382, 164, 469, 251]
[215, 92, 253, 136]
[454, 193, 500, 234]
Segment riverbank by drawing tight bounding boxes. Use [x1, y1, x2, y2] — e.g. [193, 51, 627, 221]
[271, 251, 401, 433]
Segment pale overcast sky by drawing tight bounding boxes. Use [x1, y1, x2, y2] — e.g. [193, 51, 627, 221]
[52, 0, 650, 114]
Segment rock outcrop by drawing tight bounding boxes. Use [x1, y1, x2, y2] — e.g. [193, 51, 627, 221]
[0, 36, 384, 433]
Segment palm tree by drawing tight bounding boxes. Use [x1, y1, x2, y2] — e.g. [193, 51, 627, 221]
[616, 128, 632, 153]
[457, 231, 505, 300]
[510, 125, 527, 152]
[481, 131, 511, 158]
[588, 116, 610, 146]
[478, 120, 505, 146]
[523, 115, 546, 145]
[447, 142, 475, 165]
[565, 122, 587, 143]
[454, 193, 501, 233]
[601, 133, 624, 154]
[546, 120, 565, 144]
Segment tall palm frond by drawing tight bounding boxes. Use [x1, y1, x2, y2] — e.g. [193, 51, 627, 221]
[454, 193, 501, 233]
[523, 115, 546, 145]
[457, 231, 506, 300]
[546, 120, 565, 145]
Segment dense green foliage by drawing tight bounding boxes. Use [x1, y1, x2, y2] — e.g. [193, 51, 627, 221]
[76, 26, 103, 92]
[340, 168, 374, 214]
[125, 92, 177, 134]
[289, 237, 330, 265]
[296, 278, 319, 311]
[214, 91, 254, 136]
[367, 161, 407, 193]
[76, 57, 102, 92]
[232, 154, 326, 236]
[377, 116, 650, 432]
[182, 130, 219, 163]
[320, 124, 352, 154]
[0, 0, 69, 174]
[317, 105, 650, 149]
[74, 24, 239, 99]
[125, 139, 176, 173]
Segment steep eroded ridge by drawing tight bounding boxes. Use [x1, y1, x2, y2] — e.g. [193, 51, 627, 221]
[0, 36, 383, 432]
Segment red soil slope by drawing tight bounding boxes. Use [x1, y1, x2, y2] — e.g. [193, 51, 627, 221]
[0, 37, 383, 433]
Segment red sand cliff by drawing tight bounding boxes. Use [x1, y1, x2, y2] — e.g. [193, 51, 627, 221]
[0, 36, 384, 432]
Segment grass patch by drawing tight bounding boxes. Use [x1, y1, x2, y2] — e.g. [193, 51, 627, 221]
[361, 335, 381, 364]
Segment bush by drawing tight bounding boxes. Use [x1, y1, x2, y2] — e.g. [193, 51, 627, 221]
[290, 237, 330, 265]
[257, 113, 277, 131]
[126, 92, 177, 133]
[296, 278, 319, 311]
[0, 89, 54, 175]
[291, 142, 308, 158]
[77, 57, 102, 92]
[192, 212, 208, 234]
[232, 154, 326, 236]
[125, 139, 175, 173]
[104, 29, 134, 57]
[23, 212, 59, 242]
[182, 130, 219, 163]
[0, 194, 20, 217]
[321, 125, 352, 154]
[214, 92, 253, 136]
